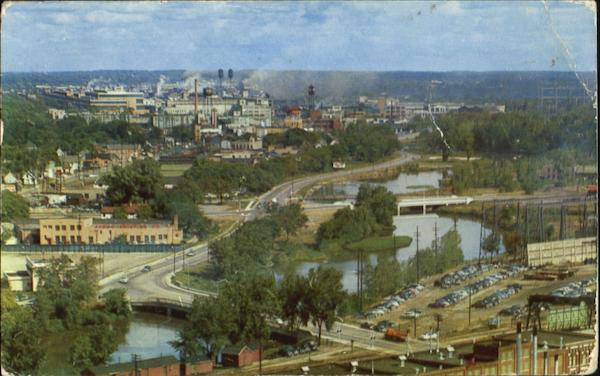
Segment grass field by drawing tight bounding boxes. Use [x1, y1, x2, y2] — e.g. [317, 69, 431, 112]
[160, 163, 192, 177]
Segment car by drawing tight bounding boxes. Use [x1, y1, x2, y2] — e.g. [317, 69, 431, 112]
[142, 265, 152, 272]
[360, 322, 374, 330]
[280, 345, 295, 357]
[187, 251, 196, 257]
[420, 331, 438, 341]
[403, 309, 422, 318]
[119, 277, 129, 284]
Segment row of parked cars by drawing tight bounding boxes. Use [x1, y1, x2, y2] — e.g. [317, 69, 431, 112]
[473, 284, 523, 309]
[434, 264, 494, 288]
[428, 265, 527, 308]
[551, 279, 595, 298]
[279, 340, 318, 357]
[364, 283, 425, 318]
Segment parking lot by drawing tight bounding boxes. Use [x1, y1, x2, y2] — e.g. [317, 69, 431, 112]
[357, 262, 597, 341]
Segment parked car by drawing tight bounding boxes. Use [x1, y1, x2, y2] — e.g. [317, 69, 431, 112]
[119, 277, 129, 284]
[280, 345, 295, 357]
[142, 265, 152, 272]
[419, 331, 438, 341]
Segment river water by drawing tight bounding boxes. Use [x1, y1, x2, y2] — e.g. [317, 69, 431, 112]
[311, 170, 445, 198]
[109, 312, 184, 364]
[292, 214, 505, 292]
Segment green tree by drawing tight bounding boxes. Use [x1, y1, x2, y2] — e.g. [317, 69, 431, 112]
[355, 185, 397, 230]
[278, 274, 311, 333]
[0, 306, 46, 375]
[178, 296, 233, 361]
[70, 335, 94, 369]
[112, 206, 128, 219]
[273, 203, 308, 240]
[221, 273, 279, 373]
[103, 159, 164, 204]
[102, 289, 131, 318]
[364, 256, 402, 299]
[0, 190, 30, 221]
[305, 266, 346, 344]
[482, 232, 501, 260]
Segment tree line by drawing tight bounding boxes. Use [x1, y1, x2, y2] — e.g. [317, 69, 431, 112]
[316, 185, 397, 246]
[415, 105, 596, 160]
[1, 256, 131, 374]
[172, 266, 346, 370]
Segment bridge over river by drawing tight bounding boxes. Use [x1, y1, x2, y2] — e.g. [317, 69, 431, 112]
[397, 196, 473, 215]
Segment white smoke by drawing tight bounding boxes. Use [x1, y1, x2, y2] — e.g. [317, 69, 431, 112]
[427, 81, 451, 152]
[155, 75, 166, 97]
[181, 71, 203, 92]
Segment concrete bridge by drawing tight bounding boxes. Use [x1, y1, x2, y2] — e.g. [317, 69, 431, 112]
[129, 297, 192, 318]
[397, 195, 473, 215]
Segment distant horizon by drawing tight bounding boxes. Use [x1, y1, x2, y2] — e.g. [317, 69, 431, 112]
[1, 1, 596, 72]
[3, 69, 597, 74]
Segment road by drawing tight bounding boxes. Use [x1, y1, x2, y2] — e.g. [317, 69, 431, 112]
[100, 151, 417, 300]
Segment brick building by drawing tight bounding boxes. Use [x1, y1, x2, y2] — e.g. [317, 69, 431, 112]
[28, 217, 183, 245]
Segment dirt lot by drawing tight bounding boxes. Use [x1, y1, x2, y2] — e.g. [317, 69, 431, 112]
[1, 252, 167, 276]
[358, 262, 597, 341]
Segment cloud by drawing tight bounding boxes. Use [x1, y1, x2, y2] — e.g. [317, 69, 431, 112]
[1, 1, 596, 72]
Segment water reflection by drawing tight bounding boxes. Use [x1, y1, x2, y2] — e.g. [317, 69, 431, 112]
[313, 171, 444, 198]
[292, 215, 504, 292]
[110, 313, 185, 364]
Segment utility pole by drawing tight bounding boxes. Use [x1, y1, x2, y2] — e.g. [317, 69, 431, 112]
[524, 205, 529, 244]
[415, 226, 420, 282]
[559, 203, 566, 240]
[538, 204, 544, 242]
[468, 286, 472, 326]
[478, 204, 485, 265]
[132, 354, 140, 376]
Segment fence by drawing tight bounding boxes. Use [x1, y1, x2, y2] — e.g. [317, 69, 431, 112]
[1, 243, 184, 253]
[527, 237, 597, 266]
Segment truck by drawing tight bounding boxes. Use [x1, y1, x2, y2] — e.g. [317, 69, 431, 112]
[384, 328, 409, 342]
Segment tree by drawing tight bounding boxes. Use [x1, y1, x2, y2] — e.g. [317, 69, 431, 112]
[482, 232, 501, 260]
[364, 256, 402, 299]
[355, 185, 397, 230]
[178, 296, 233, 361]
[278, 274, 311, 333]
[273, 203, 308, 240]
[112, 206, 128, 219]
[103, 159, 163, 204]
[102, 289, 131, 318]
[70, 335, 94, 369]
[305, 266, 346, 344]
[221, 273, 279, 374]
[1, 190, 30, 221]
[0, 306, 46, 375]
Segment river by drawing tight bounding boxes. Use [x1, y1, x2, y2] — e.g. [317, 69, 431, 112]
[292, 214, 505, 292]
[109, 312, 185, 364]
[311, 170, 445, 198]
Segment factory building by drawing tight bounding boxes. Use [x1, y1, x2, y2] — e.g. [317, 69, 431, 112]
[13, 217, 183, 245]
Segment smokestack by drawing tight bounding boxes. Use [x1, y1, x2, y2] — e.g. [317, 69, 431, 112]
[532, 325, 538, 376]
[194, 79, 198, 118]
[516, 322, 522, 376]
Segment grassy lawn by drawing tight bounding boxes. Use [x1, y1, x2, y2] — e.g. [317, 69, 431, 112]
[160, 163, 192, 177]
[346, 235, 412, 252]
[173, 262, 220, 293]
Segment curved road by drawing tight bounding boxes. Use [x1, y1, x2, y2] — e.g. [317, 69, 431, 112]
[100, 151, 418, 303]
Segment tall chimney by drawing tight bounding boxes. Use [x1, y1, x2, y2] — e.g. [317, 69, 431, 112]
[194, 79, 198, 119]
[532, 325, 538, 375]
[516, 322, 522, 376]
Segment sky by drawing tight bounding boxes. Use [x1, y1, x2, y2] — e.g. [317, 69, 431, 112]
[1, 1, 597, 72]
